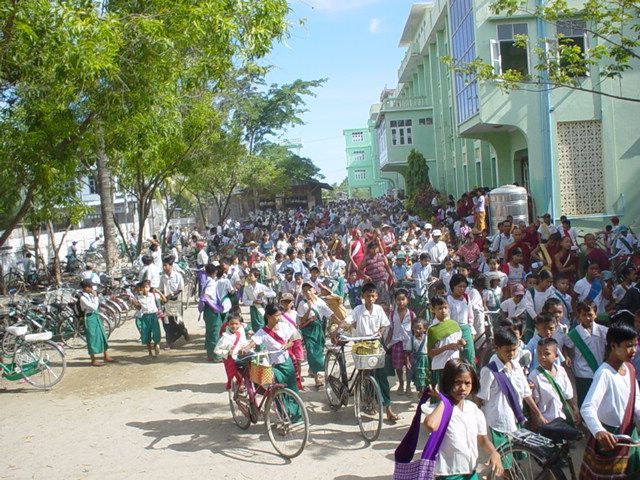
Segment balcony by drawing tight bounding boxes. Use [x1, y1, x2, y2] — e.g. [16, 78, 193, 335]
[398, 43, 421, 83]
[380, 96, 432, 112]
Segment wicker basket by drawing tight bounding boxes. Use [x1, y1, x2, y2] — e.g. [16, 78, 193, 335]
[352, 352, 386, 370]
[249, 362, 273, 386]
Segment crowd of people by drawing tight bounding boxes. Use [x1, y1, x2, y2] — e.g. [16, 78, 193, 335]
[77, 192, 640, 479]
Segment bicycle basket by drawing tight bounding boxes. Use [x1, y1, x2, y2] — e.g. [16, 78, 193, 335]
[249, 361, 273, 386]
[352, 340, 381, 355]
[352, 352, 386, 370]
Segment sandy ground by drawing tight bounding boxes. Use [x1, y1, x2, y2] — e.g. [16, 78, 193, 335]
[0, 305, 586, 480]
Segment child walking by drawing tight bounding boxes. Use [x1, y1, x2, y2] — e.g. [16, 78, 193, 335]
[410, 320, 429, 396]
[134, 280, 163, 357]
[528, 337, 580, 426]
[446, 274, 475, 367]
[280, 293, 305, 390]
[387, 288, 414, 395]
[79, 279, 113, 366]
[242, 267, 276, 333]
[428, 296, 464, 388]
[563, 300, 608, 407]
[478, 328, 547, 469]
[422, 359, 503, 480]
[214, 313, 248, 390]
[579, 322, 640, 479]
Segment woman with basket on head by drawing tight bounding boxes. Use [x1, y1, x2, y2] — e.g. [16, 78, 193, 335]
[241, 304, 302, 422]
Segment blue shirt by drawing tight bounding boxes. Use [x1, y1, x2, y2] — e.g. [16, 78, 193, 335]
[392, 264, 408, 282]
[526, 333, 565, 370]
[278, 258, 307, 276]
[411, 263, 432, 297]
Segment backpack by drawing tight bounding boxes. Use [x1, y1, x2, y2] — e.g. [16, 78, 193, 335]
[71, 293, 84, 319]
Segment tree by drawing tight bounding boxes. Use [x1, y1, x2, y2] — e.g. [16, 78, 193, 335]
[444, 0, 640, 103]
[405, 149, 431, 199]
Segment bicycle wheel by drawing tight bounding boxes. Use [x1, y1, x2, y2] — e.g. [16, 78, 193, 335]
[16, 340, 66, 389]
[265, 387, 309, 459]
[98, 312, 113, 339]
[58, 315, 87, 349]
[3, 272, 25, 293]
[490, 442, 567, 480]
[228, 377, 251, 430]
[324, 349, 346, 409]
[354, 373, 383, 442]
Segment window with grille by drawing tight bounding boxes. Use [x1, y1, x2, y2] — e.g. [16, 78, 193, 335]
[556, 19, 588, 76]
[88, 176, 98, 195]
[389, 120, 413, 146]
[352, 151, 365, 163]
[351, 131, 364, 142]
[557, 120, 605, 216]
[354, 169, 367, 181]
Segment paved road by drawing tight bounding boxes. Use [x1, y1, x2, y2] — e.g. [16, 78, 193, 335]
[1, 306, 416, 480]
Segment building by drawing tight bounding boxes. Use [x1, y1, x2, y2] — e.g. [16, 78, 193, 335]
[350, 1, 640, 226]
[344, 121, 403, 198]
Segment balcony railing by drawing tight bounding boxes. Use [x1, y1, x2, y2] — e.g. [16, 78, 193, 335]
[381, 96, 431, 112]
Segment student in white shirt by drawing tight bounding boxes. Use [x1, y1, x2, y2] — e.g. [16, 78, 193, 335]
[134, 279, 164, 357]
[214, 313, 248, 390]
[388, 289, 414, 395]
[341, 282, 398, 422]
[242, 267, 276, 333]
[159, 258, 188, 348]
[522, 269, 554, 341]
[139, 255, 161, 290]
[563, 300, 608, 407]
[478, 328, 547, 469]
[423, 359, 503, 479]
[579, 322, 640, 478]
[500, 284, 527, 319]
[447, 274, 475, 366]
[428, 297, 464, 388]
[573, 262, 611, 315]
[528, 337, 580, 424]
[79, 278, 113, 366]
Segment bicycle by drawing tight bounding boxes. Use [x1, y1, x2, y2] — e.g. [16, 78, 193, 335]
[228, 351, 310, 459]
[1, 324, 66, 389]
[324, 333, 385, 442]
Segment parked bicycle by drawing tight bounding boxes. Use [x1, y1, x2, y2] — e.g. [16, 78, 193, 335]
[324, 333, 385, 442]
[1, 323, 66, 389]
[228, 350, 310, 459]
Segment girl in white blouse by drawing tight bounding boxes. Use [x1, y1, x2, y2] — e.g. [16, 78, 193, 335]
[423, 359, 503, 480]
[579, 322, 640, 479]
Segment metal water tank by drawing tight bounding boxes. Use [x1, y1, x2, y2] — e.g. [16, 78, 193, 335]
[488, 185, 529, 235]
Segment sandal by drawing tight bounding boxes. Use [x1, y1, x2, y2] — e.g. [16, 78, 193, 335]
[91, 360, 103, 367]
[104, 357, 115, 363]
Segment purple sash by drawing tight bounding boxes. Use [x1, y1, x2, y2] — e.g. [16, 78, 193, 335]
[487, 361, 526, 425]
[197, 279, 224, 313]
[393, 390, 453, 480]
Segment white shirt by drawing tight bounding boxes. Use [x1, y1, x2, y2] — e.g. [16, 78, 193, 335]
[297, 297, 334, 325]
[159, 270, 184, 297]
[574, 277, 606, 314]
[439, 269, 455, 294]
[252, 322, 296, 365]
[421, 400, 487, 476]
[491, 233, 514, 260]
[478, 357, 532, 433]
[447, 295, 473, 330]
[564, 323, 608, 378]
[242, 282, 276, 316]
[216, 277, 235, 313]
[500, 297, 527, 319]
[196, 249, 209, 266]
[79, 292, 100, 314]
[523, 287, 552, 320]
[424, 240, 448, 264]
[214, 329, 248, 359]
[139, 264, 161, 289]
[428, 319, 462, 370]
[137, 292, 159, 314]
[389, 309, 413, 349]
[81, 270, 101, 286]
[581, 363, 640, 436]
[202, 276, 217, 299]
[151, 249, 162, 269]
[344, 304, 390, 337]
[529, 365, 574, 422]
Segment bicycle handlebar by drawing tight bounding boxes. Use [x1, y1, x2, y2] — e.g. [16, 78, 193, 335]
[614, 434, 640, 447]
[337, 334, 381, 343]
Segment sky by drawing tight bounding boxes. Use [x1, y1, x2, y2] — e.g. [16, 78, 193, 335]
[263, 0, 420, 185]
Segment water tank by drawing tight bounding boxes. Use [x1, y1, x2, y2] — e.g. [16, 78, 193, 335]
[488, 185, 529, 235]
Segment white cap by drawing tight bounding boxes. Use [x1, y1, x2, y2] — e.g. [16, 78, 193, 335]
[424, 223, 433, 230]
[432, 229, 442, 236]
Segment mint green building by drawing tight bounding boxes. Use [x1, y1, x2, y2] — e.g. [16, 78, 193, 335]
[344, 117, 404, 198]
[351, 1, 640, 226]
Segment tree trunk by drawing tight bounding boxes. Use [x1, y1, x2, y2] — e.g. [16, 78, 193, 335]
[46, 221, 62, 286]
[96, 134, 118, 275]
[113, 214, 133, 261]
[0, 184, 34, 249]
[136, 193, 149, 255]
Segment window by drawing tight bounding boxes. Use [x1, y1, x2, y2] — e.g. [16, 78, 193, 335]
[557, 120, 605, 216]
[474, 146, 481, 163]
[352, 151, 365, 163]
[351, 131, 364, 142]
[492, 23, 529, 75]
[88, 176, 98, 195]
[450, 0, 479, 124]
[389, 119, 413, 146]
[354, 169, 367, 181]
[418, 117, 433, 125]
[556, 19, 588, 76]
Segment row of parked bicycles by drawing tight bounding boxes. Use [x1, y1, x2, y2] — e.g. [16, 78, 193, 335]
[0, 272, 139, 390]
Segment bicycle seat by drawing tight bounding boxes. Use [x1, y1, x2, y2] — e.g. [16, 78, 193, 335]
[539, 418, 582, 443]
[6, 325, 28, 336]
[25, 331, 52, 342]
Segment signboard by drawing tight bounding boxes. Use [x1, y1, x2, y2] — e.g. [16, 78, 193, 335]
[284, 196, 308, 208]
